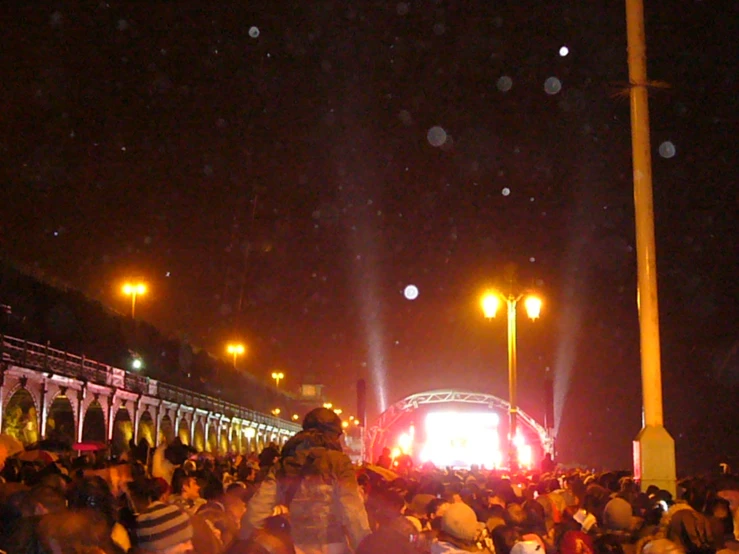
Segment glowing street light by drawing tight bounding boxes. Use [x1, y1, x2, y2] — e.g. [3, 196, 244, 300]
[122, 282, 147, 319]
[291, 414, 300, 421]
[481, 294, 500, 319]
[322, 402, 333, 410]
[271, 371, 285, 387]
[480, 288, 543, 470]
[333, 408, 342, 416]
[271, 408, 281, 416]
[227, 343, 246, 367]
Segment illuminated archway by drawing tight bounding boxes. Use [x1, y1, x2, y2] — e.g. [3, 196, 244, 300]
[177, 417, 190, 445]
[82, 401, 106, 443]
[138, 411, 155, 447]
[219, 426, 229, 455]
[2, 388, 39, 445]
[111, 408, 133, 456]
[366, 389, 554, 463]
[47, 394, 76, 444]
[160, 415, 174, 445]
[193, 420, 205, 452]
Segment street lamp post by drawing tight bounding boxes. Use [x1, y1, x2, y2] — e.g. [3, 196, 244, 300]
[227, 343, 246, 367]
[481, 290, 542, 471]
[625, 0, 676, 494]
[122, 282, 147, 319]
[271, 371, 284, 388]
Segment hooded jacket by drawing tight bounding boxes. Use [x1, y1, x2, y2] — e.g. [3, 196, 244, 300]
[244, 408, 370, 550]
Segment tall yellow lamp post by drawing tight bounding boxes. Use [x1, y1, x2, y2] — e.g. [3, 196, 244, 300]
[481, 289, 542, 471]
[122, 282, 147, 319]
[625, 0, 676, 494]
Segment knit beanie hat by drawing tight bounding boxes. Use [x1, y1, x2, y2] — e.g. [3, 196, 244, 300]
[441, 502, 481, 543]
[136, 501, 194, 551]
[603, 497, 633, 531]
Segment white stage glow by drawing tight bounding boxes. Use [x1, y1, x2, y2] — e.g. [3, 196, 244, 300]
[419, 411, 502, 469]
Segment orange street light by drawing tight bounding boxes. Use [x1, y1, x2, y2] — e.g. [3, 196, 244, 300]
[480, 288, 543, 470]
[271, 371, 285, 387]
[227, 343, 246, 367]
[122, 282, 147, 319]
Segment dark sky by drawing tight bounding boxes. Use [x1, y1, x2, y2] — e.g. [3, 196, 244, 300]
[0, 0, 736, 472]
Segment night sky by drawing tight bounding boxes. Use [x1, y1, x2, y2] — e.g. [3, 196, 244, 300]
[0, 0, 736, 473]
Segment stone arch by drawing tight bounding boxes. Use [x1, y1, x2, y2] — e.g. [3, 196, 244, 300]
[206, 421, 218, 453]
[111, 407, 133, 456]
[177, 416, 190, 445]
[193, 420, 205, 452]
[219, 426, 229, 454]
[160, 414, 174, 445]
[81, 400, 106, 443]
[243, 427, 256, 454]
[2, 388, 39, 445]
[46, 394, 76, 444]
[231, 423, 242, 454]
[137, 410, 155, 447]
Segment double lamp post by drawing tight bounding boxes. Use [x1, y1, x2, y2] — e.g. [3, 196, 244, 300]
[480, 289, 542, 471]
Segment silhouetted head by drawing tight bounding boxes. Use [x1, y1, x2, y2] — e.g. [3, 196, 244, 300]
[302, 407, 342, 438]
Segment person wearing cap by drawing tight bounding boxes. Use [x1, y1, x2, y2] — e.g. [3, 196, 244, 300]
[432, 501, 492, 553]
[243, 407, 371, 554]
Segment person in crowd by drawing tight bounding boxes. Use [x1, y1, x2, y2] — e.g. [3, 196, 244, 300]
[169, 470, 206, 515]
[68, 475, 132, 552]
[432, 501, 492, 553]
[541, 454, 556, 475]
[135, 498, 195, 554]
[243, 407, 371, 553]
[377, 448, 393, 470]
[492, 525, 523, 554]
[653, 501, 715, 554]
[37, 509, 124, 554]
[406, 493, 436, 532]
[223, 483, 253, 532]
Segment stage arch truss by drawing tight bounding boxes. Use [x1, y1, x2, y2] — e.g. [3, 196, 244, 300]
[366, 389, 554, 458]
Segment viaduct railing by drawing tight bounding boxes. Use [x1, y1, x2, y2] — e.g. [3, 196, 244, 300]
[0, 334, 300, 433]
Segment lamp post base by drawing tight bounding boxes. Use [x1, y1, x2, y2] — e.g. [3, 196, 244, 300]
[633, 424, 676, 496]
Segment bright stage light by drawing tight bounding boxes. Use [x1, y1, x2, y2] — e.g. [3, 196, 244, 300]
[420, 411, 502, 469]
[398, 432, 413, 454]
[514, 432, 533, 468]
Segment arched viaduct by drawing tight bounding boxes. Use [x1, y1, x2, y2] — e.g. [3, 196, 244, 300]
[0, 335, 300, 454]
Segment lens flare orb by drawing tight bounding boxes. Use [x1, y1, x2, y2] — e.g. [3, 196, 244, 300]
[403, 285, 419, 300]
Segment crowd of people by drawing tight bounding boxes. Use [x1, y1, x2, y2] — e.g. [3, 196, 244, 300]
[0, 407, 737, 554]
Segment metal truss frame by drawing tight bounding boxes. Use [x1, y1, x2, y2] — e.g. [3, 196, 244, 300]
[365, 389, 554, 459]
